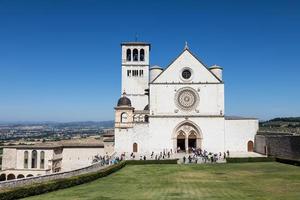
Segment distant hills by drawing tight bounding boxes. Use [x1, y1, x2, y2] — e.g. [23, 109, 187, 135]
[0, 120, 115, 129]
[259, 117, 300, 134]
[260, 117, 300, 126]
[267, 117, 300, 123]
[51, 121, 114, 129]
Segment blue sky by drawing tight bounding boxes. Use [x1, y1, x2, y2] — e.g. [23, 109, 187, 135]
[0, 0, 299, 122]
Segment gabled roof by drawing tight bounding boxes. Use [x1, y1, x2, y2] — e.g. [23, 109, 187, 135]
[151, 48, 222, 83]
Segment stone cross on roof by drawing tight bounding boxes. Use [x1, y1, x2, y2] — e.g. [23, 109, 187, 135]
[184, 41, 189, 50]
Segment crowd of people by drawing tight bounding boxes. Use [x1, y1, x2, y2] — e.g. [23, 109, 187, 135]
[182, 148, 230, 164]
[92, 148, 230, 165]
[92, 154, 121, 166]
[121, 149, 175, 161]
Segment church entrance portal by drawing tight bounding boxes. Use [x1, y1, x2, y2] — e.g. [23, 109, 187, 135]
[188, 132, 197, 152]
[177, 132, 185, 152]
[174, 121, 202, 153]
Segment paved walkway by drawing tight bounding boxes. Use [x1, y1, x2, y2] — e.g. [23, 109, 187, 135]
[229, 151, 266, 158]
[118, 151, 265, 165]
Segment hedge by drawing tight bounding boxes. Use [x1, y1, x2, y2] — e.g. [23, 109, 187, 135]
[0, 159, 179, 200]
[275, 157, 300, 166]
[226, 157, 275, 163]
[126, 159, 178, 165]
[0, 161, 126, 200]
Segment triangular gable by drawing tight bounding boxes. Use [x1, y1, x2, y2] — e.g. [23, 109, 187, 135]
[152, 49, 221, 83]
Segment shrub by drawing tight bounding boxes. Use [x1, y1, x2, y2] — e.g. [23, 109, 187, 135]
[126, 159, 178, 165]
[275, 157, 300, 166]
[0, 161, 126, 200]
[226, 157, 275, 163]
[0, 159, 179, 200]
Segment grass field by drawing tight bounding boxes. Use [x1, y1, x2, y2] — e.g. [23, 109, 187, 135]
[24, 162, 300, 200]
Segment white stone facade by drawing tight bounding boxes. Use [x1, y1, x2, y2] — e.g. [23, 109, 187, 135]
[121, 42, 150, 110]
[115, 42, 258, 155]
[0, 144, 106, 181]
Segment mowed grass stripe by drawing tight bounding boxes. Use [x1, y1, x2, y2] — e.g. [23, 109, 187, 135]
[23, 162, 300, 200]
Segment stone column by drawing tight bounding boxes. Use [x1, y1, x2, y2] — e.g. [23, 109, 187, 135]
[173, 138, 177, 153]
[185, 137, 188, 154]
[197, 138, 201, 149]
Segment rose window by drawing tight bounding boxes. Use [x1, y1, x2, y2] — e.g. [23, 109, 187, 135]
[175, 87, 199, 111]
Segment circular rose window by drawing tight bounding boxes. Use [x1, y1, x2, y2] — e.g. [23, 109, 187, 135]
[182, 69, 192, 79]
[175, 87, 199, 111]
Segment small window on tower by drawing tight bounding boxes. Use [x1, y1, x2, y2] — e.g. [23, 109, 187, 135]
[140, 49, 145, 61]
[121, 112, 128, 123]
[126, 49, 131, 61]
[139, 70, 143, 76]
[133, 49, 138, 61]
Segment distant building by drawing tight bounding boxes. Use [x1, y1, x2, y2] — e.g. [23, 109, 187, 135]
[0, 138, 113, 181]
[114, 42, 258, 154]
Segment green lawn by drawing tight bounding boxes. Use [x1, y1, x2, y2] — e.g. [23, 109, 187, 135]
[24, 162, 300, 200]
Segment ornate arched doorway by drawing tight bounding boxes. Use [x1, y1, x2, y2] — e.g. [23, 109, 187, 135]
[173, 120, 202, 153]
[188, 131, 197, 150]
[176, 131, 186, 152]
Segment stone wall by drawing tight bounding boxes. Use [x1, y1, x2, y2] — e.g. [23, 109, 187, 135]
[0, 162, 108, 190]
[254, 134, 300, 160]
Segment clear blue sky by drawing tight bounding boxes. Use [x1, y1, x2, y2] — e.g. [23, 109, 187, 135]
[0, 0, 299, 122]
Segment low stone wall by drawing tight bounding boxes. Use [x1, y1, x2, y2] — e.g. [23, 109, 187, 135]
[255, 134, 300, 160]
[0, 162, 107, 190]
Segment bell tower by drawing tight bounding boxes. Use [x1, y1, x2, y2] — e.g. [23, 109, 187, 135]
[121, 42, 150, 110]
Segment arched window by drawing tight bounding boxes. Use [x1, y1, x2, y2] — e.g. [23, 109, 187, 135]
[24, 151, 28, 169]
[121, 112, 128, 123]
[40, 151, 45, 169]
[26, 174, 33, 178]
[140, 49, 145, 61]
[31, 150, 37, 168]
[144, 115, 149, 122]
[0, 174, 6, 182]
[7, 174, 15, 180]
[133, 49, 138, 61]
[139, 115, 144, 122]
[126, 49, 131, 61]
[17, 174, 25, 179]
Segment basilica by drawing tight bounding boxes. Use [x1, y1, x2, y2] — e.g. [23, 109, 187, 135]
[114, 42, 258, 154]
